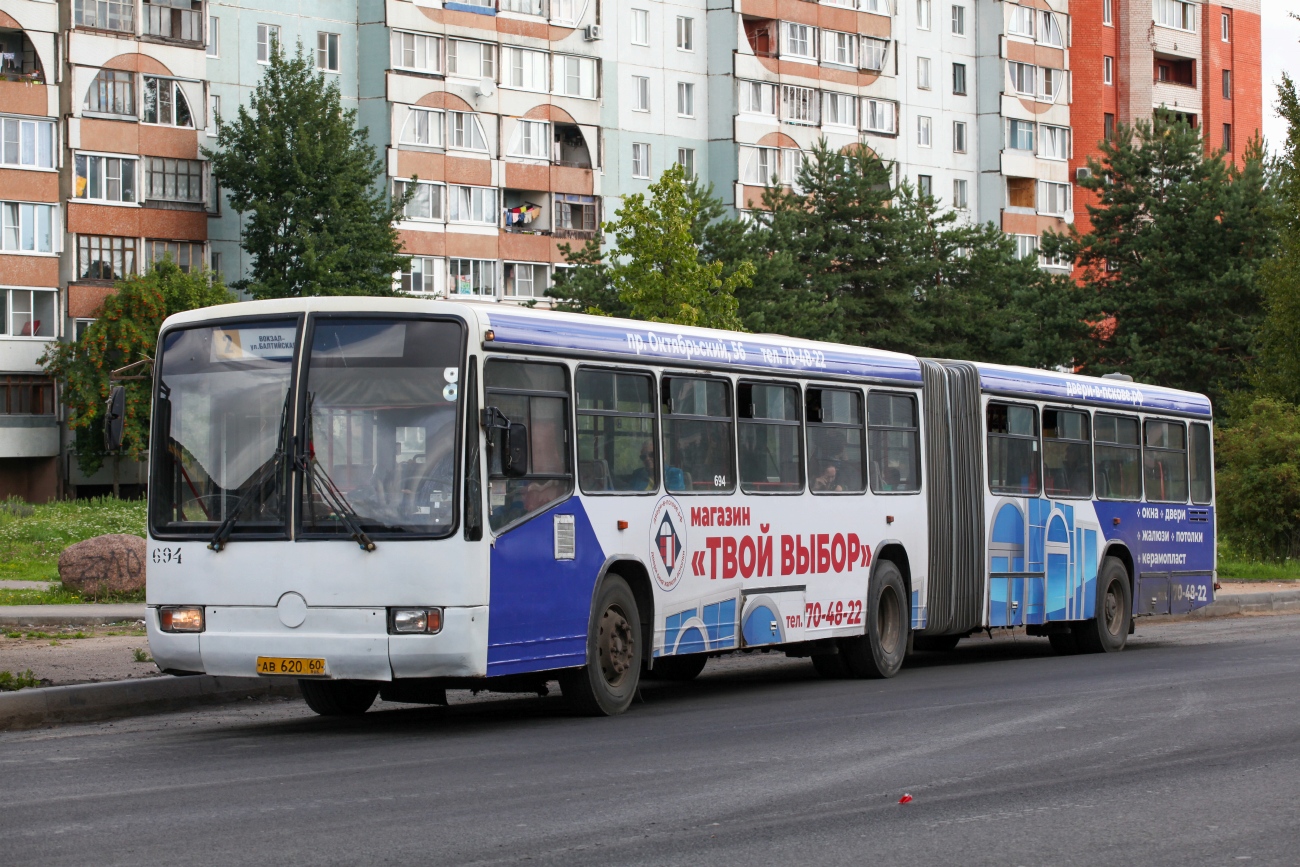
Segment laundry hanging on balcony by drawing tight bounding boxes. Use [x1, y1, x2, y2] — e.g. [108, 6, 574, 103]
[503, 203, 542, 226]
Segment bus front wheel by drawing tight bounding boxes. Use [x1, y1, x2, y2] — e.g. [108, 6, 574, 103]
[561, 575, 642, 716]
[299, 679, 379, 716]
[1075, 557, 1132, 654]
[839, 560, 908, 679]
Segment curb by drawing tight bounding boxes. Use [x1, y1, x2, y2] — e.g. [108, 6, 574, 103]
[0, 675, 300, 732]
[0, 604, 146, 628]
[1179, 590, 1300, 619]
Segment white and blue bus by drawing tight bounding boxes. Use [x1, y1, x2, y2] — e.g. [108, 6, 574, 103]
[143, 298, 1217, 716]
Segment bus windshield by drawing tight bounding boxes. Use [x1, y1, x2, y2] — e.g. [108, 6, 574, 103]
[151, 319, 298, 535]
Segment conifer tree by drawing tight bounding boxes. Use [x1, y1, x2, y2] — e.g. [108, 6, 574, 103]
[204, 43, 409, 298]
[1255, 73, 1300, 405]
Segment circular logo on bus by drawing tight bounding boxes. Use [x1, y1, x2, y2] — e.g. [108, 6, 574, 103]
[649, 496, 688, 592]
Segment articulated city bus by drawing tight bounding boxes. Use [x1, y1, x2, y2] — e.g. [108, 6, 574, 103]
[144, 298, 1216, 716]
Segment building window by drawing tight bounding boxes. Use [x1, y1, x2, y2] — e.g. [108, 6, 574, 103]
[209, 251, 221, 280]
[917, 0, 931, 30]
[401, 256, 444, 294]
[400, 108, 445, 148]
[1, 202, 54, 253]
[1104, 113, 1115, 141]
[1104, 56, 1113, 85]
[391, 31, 442, 73]
[206, 15, 219, 56]
[633, 76, 650, 111]
[1221, 12, 1230, 41]
[953, 178, 968, 209]
[632, 9, 649, 45]
[863, 99, 897, 134]
[743, 147, 777, 185]
[1, 117, 55, 169]
[953, 120, 967, 153]
[951, 5, 966, 35]
[1155, 0, 1196, 32]
[84, 69, 135, 116]
[861, 37, 888, 71]
[1223, 123, 1232, 152]
[782, 22, 814, 60]
[507, 119, 549, 159]
[632, 142, 650, 178]
[147, 240, 204, 273]
[781, 85, 818, 125]
[1039, 125, 1069, 159]
[503, 47, 547, 92]
[146, 157, 204, 202]
[917, 175, 932, 198]
[677, 82, 694, 117]
[503, 262, 547, 298]
[448, 112, 489, 151]
[1038, 181, 1070, 215]
[317, 32, 340, 72]
[825, 92, 856, 127]
[1039, 68, 1060, 100]
[1014, 234, 1038, 260]
[1008, 119, 1035, 151]
[143, 78, 195, 127]
[257, 24, 280, 63]
[0, 375, 54, 413]
[73, 154, 136, 203]
[918, 57, 932, 89]
[75, 0, 135, 32]
[448, 185, 498, 225]
[1104, 0, 1112, 26]
[3, 293, 56, 340]
[1009, 5, 1035, 37]
[952, 62, 967, 95]
[676, 16, 694, 51]
[555, 194, 598, 233]
[1039, 11, 1064, 46]
[824, 31, 855, 67]
[677, 148, 695, 177]
[77, 235, 136, 280]
[741, 81, 777, 115]
[448, 40, 496, 79]
[917, 115, 932, 147]
[395, 180, 444, 221]
[143, 0, 203, 41]
[1222, 69, 1232, 99]
[1007, 177, 1035, 209]
[556, 55, 598, 99]
[448, 258, 496, 297]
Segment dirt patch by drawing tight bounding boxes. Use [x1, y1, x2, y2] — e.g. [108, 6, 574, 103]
[0, 627, 161, 687]
[1219, 582, 1300, 595]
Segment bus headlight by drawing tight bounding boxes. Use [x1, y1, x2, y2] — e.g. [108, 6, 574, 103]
[389, 608, 443, 635]
[159, 606, 205, 633]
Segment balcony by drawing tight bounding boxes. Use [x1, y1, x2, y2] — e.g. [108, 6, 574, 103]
[552, 123, 592, 169]
[0, 30, 45, 84]
[1154, 55, 1196, 88]
[743, 18, 776, 58]
[502, 189, 549, 234]
[553, 194, 599, 240]
[73, 0, 135, 35]
[143, 0, 204, 44]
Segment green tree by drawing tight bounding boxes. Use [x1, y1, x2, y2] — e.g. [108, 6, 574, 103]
[1216, 398, 1300, 561]
[204, 42, 409, 299]
[1042, 108, 1274, 408]
[1255, 73, 1300, 404]
[41, 260, 233, 476]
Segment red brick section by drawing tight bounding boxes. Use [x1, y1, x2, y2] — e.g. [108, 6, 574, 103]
[1199, 5, 1262, 166]
[1069, 0, 1119, 238]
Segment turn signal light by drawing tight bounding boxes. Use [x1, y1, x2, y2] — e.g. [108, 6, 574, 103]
[159, 606, 204, 633]
[389, 608, 443, 635]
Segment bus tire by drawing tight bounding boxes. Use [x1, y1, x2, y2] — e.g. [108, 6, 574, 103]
[839, 560, 908, 679]
[644, 654, 708, 682]
[299, 679, 379, 716]
[560, 575, 641, 716]
[1076, 557, 1132, 654]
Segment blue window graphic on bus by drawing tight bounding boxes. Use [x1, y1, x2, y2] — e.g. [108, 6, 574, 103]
[662, 597, 737, 656]
[989, 500, 1099, 627]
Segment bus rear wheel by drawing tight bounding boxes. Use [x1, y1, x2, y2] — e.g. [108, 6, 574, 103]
[839, 560, 908, 679]
[299, 679, 379, 716]
[560, 575, 641, 716]
[645, 654, 708, 682]
[1076, 557, 1132, 654]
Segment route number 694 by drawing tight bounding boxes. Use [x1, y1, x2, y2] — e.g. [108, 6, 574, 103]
[152, 547, 183, 564]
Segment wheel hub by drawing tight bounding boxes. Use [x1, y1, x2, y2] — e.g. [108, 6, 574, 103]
[598, 604, 635, 687]
[1104, 583, 1122, 636]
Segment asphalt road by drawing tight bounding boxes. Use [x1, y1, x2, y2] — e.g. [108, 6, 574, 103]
[3, 615, 1299, 867]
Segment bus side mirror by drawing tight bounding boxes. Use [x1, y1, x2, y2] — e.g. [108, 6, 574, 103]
[104, 386, 126, 452]
[503, 422, 529, 477]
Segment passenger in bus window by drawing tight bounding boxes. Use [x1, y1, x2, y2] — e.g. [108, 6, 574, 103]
[630, 441, 684, 491]
[813, 463, 843, 491]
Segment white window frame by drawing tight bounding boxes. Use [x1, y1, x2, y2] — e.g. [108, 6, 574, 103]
[1039, 67, 1061, 102]
[953, 178, 968, 209]
[917, 0, 931, 30]
[917, 115, 932, 147]
[951, 4, 965, 35]
[677, 147, 695, 177]
[395, 179, 445, 222]
[677, 81, 695, 117]
[447, 39, 496, 80]
[0, 202, 56, 255]
[0, 116, 56, 170]
[4, 288, 58, 339]
[1015, 234, 1038, 260]
[781, 149, 805, 189]
[206, 14, 219, 57]
[503, 261, 548, 299]
[917, 174, 932, 198]
[862, 98, 897, 134]
[1104, 56, 1113, 85]
[824, 91, 856, 128]
[391, 30, 442, 74]
[823, 30, 856, 67]
[781, 85, 819, 125]
[742, 146, 779, 185]
[632, 142, 651, 178]
[953, 120, 967, 153]
[448, 111, 490, 152]
[555, 55, 598, 99]
[860, 37, 888, 71]
[448, 184, 498, 226]
[632, 9, 649, 45]
[633, 76, 650, 112]
[400, 256, 446, 295]
[504, 46, 549, 92]
[142, 77, 197, 128]
[1104, 0, 1113, 25]
[1221, 12, 1230, 41]
[917, 57, 932, 90]
[448, 258, 497, 297]
[257, 24, 280, 64]
[1008, 5, 1035, 38]
[1007, 118, 1035, 151]
[1009, 61, 1036, 96]
[740, 81, 777, 115]
[1154, 0, 1197, 32]
[953, 62, 967, 95]
[400, 107, 446, 148]
[1039, 124, 1070, 160]
[782, 22, 815, 61]
[317, 32, 341, 72]
[676, 16, 694, 51]
[1038, 11, 1064, 47]
[862, 0, 889, 13]
[1038, 180, 1070, 216]
[507, 119, 550, 159]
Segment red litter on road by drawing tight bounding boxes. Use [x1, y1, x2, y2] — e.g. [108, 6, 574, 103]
[898, 794, 913, 804]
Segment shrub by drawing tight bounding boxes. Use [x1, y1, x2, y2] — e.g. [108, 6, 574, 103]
[1215, 398, 1300, 561]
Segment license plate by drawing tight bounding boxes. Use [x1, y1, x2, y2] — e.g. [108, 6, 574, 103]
[256, 656, 327, 677]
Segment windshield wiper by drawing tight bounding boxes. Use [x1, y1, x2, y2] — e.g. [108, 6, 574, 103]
[208, 391, 292, 552]
[299, 393, 376, 552]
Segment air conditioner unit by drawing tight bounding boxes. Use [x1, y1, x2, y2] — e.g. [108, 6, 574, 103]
[1075, 166, 1092, 181]
[584, 24, 602, 41]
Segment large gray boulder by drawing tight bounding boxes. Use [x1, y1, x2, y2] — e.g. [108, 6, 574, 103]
[58, 534, 146, 597]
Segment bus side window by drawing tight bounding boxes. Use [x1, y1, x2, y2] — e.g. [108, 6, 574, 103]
[1043, 408, 1092, 498]
[1189, 423, 1213, 504]
[484, 359, 573, 531]
[1144, 419, 1189, 503]
[661, 377, 734, 493]
[868, 392, 921, 493]
[806, 387, 866, 494]
[738, 381, 803, 494]
[1094, 414, 1142, 500]
[575, 368, 657, 494]
[987, 402, 1039, 496]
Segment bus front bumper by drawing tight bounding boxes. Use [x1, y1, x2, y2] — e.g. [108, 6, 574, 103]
[146, 605, 489, 680]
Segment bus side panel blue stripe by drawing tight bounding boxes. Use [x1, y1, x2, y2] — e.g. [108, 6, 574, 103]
[487, 499, 604, 677]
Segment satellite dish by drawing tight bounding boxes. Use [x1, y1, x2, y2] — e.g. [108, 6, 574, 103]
[475, 77, 495, 99]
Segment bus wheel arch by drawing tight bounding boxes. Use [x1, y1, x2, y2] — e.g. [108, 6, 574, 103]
[1100, 543, 1136, 618]
[837, 547, 911, 679]
[596, 557, 655, 668]
[873, 543, 913, 615]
